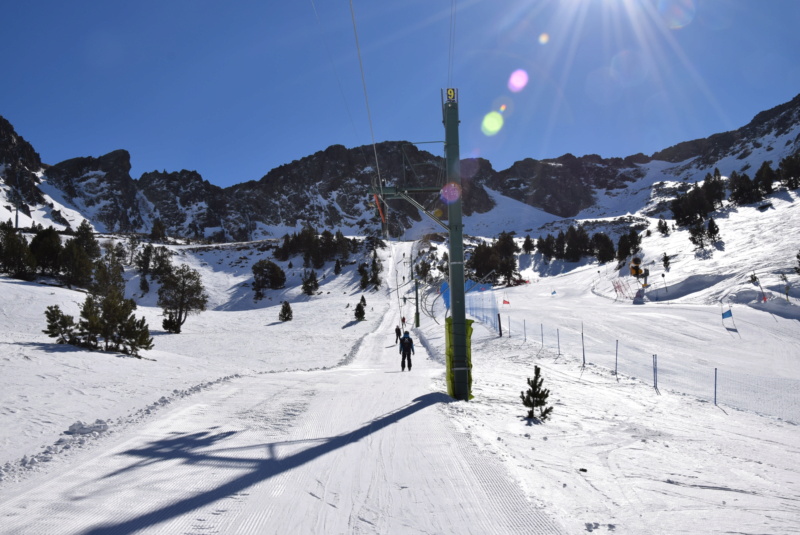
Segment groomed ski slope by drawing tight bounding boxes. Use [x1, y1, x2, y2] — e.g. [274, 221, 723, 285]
[1, 235, 799, 534]
[0, 242, 567, 534]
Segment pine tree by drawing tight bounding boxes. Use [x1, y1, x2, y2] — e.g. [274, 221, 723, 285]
[688, 222, 706, 249]
[127, 233, 141, 265]
[73, 220, 101, 260]
[779, 153, 800, 189]
[253, 259, 286, 299]
[117, 315, 154, 357]
[157, 264, 209, 334]
[30, 226, 62, 275]
[354, 302, 366, 321]
[358, 263, 369, 289]
[334, 258, 342, 275]
[522, 235, 535, 254]
[554, 230, 566, 260]
[150, 218, 167, 242]
[662, 252, 671, 271]
[279, 301, 293, 322]
[657, 217, 670, 236]
[627, 229, 642, 254]
[415, 259, 431, 280]
[360, 295, 367, 307]
[591, 232, 615, 264]
[76, 296, 102, 349]
[520, 365, 553, 421]
[370, 253, 382, 288]
[795, 250, 800, 276]
[754, 160, 776, 195]
[0, 224, 37, 280]
[43, 305, 76, 344]
[706, 217, 720, 243]
[60, 239, 93, 288]
[301, 269, 319, 296]
[616, 233, 631, 262]
[537, 235, 555, 263]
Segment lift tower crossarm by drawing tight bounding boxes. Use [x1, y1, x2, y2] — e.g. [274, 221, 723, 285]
[370, 186, 449, 232]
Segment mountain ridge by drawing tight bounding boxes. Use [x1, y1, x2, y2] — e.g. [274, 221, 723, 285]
[1, 93, 799, 241]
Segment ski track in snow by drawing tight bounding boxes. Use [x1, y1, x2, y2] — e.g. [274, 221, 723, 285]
[0, 242, 566, 534]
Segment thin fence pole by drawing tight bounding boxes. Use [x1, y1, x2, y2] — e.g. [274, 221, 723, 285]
[581, 322, 586, 367]
[652, 354, 658, 391]
[557, 329, 561, 356]
[508, 315, 511, 338]
[714, 367, 718, 405]
[497, 313, 502, 337]
[615, 340, 619, 377]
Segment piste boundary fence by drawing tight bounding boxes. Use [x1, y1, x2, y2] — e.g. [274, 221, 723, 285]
[469, 309, 799, 425]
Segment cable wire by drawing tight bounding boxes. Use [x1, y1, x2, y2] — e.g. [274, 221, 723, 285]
[349, 1, 386, 219]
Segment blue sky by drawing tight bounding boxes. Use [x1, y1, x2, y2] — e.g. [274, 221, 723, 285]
[3, 0, 800, 188]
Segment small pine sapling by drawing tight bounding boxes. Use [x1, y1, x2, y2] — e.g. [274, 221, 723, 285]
[520, 365, 553, 421]
[354, 302, 366, 321]
[279, 301, 293, 322]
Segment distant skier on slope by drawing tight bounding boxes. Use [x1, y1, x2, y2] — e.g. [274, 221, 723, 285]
[395, 325, 402, 344]
[399, 331, 414, 371]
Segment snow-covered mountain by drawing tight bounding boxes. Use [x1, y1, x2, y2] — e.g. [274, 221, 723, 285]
[2, 93, 799, 241]
[3, 91, 800, 531]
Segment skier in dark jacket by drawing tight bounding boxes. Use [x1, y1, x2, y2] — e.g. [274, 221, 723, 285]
[399, 331, 414, 371]
[395, 325, 402, 344]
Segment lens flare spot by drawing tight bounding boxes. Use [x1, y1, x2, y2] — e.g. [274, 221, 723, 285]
[658, 0, 696, 29]
[492, 95, 514, 116]
[507, 69, 529, 93]
[538, 33, 549, 45]
[440, 182, 462, 204]
[481, 111, 504, 136]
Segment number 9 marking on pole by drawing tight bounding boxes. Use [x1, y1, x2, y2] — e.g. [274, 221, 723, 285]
[447, 88, 456, 102]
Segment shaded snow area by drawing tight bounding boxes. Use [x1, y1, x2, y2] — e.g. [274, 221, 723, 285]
[2, 206, 800, 533]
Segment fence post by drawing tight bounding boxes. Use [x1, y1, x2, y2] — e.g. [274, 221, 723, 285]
[581, 322, 586, 367]
[497, 313, 502, 337]
[508, 315, 511, 338]
[714, 367, 717, 405]
[557, 329, 561, 356]
[652, 354, 658, 390]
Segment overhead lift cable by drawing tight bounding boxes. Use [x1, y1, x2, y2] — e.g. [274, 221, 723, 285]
[348, 0, 388, 233]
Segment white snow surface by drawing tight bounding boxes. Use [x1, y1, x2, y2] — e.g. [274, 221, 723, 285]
[2, 191, 800, 533]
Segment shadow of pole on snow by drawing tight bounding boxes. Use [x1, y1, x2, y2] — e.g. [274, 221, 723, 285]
[84, 392, 451, 535]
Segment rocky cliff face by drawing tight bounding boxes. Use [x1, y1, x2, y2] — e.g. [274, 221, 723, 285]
[0, 116, 44, 214]
[138, 169, 227, 239]
[1, 92, 799, 239]
[44, 150, 145, 233]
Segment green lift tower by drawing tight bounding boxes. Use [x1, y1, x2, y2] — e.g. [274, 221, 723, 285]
[370, 88, 470, 401]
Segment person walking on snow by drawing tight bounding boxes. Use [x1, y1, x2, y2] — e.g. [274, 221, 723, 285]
[399, 331, 414, 371]
[395, 325, 402, 344]
[401, 316, 406, 328]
